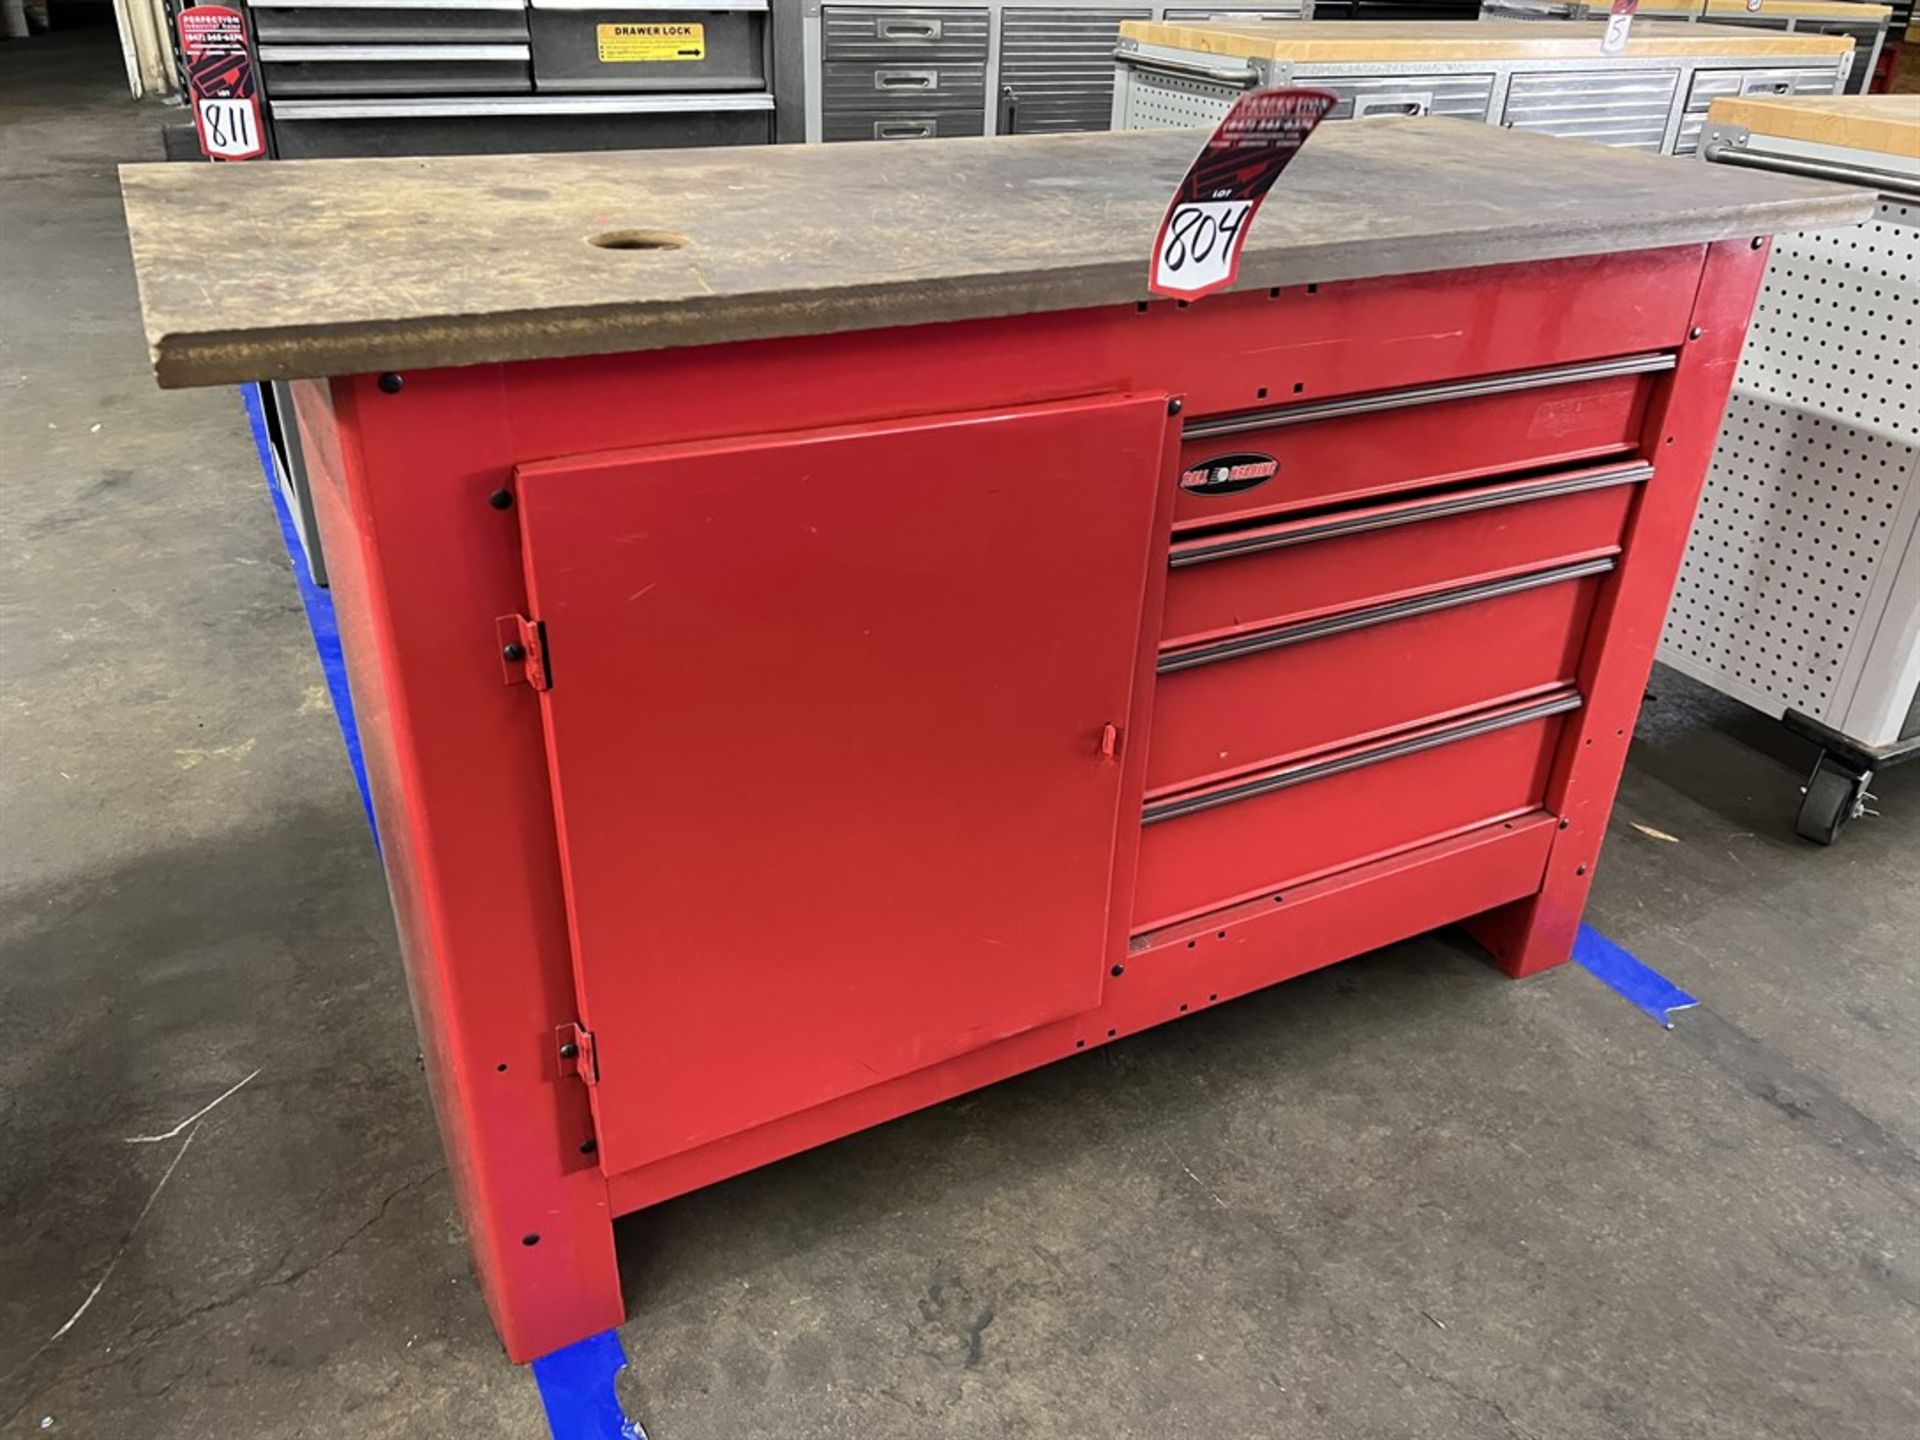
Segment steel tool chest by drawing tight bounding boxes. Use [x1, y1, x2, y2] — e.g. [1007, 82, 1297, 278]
[795, 2, 1309, 143]
[1659, 94, 1920, 841]
[239, 0, 777, 156]
[1481, 0, 1896, 93]
[120, 118, 1869, 1362]
[1112, 18, 1856, 150]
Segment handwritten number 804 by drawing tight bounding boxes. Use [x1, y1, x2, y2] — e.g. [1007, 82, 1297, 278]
[1162, 202, 1250, 272]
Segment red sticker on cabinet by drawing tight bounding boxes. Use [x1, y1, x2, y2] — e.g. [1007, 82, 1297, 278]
[1148, 87, 1335, 303]
[179, 6, 266, 161]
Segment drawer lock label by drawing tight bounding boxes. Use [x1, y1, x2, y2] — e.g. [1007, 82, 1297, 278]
[596, 22, 705, 63]
[1180, 452, 1278, 497]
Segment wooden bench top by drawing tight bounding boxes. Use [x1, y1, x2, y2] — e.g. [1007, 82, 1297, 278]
[121, 119, 1873, 388]
[1119, 19, 1855, 63]
[1707, 93, 1920, 158]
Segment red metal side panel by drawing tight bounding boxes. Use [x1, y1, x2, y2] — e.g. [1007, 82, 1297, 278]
[1466, 240, 1774, 976]
[514, 395, 1172, 1175]
[298, 372, 622, 1365]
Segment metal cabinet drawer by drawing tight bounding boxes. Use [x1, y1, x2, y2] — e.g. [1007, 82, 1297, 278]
[1162, 6, 1306, 17]
[246, 0, 531, 45]
[821, 6, 989, 63]
[527, 0, 768, 92]
[1302, 69, 1496, 123]
[1171, 354, 1666, 533]
[267, 93, 773, 155]
[998, 7, 1148, 134]
[258, 44, 533, 96]
[822, 108, 986, 141]
[1161, 462, 1642, 651]
[821, 59, 986, 112]
[1674, 65, 1842, 154]
[1134, 693, 1577, 930]
[1499, 68, 1680, 153]
[1148, 560, 1608, 795]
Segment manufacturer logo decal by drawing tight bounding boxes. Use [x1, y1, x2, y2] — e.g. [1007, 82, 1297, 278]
[1180, 452, 1279, 496]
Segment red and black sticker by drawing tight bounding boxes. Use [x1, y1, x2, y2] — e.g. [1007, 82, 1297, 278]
[179, 6, 266, 161]
[1180, 452, 1280, 496]
[1148, 87, 1336, 303]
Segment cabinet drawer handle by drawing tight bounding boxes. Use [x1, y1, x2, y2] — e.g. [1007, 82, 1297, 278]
[1182, 353, 1676, 441]
[1167, 463, 1652, 571]
[1156, 557, 1616, 675]
[874, 118, 936, 139]
[1354, 92, 1431, 119]
[1124, 53, 1259, 86]
[877, 19, 942, 40]
[1142, 690, 1584, 826]
[875, 68, 938, 90]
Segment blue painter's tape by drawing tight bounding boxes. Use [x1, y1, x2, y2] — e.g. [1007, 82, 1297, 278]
[532, 1330, 648, 1440]
[238, 385, 378, 840]
[1573, 924, 1697, 1028]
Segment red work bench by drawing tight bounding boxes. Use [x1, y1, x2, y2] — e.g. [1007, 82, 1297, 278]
[120, 121, 1869, 1362]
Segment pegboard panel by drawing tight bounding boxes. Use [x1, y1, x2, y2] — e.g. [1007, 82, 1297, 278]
[1659, 195, 1920, 733]
[1122, 71, 1239, 128]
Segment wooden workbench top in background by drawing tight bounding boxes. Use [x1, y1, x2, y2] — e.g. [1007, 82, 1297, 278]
[1706, 93, 1920, 158]
[121, 120, 1871, 389]
[1120, 19, 1855, 63]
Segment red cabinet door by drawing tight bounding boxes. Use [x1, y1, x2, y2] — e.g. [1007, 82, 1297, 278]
[515, 393, 1172, 1173]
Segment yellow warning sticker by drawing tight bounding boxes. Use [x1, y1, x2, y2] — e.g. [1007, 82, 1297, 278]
[596, 22, 705, 63]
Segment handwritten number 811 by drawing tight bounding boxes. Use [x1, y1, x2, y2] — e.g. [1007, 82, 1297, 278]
[1162, 202, 1251, 272]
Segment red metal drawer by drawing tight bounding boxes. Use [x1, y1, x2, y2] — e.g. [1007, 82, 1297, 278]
[1161, 462, 1643, 649]
[1172, 355, 1667, 532]
[1133, 693, 1577, 931]
[1148, 561, 1607, 795]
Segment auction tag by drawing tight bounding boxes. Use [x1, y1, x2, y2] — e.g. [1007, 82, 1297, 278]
[596, 22, 705, 62]
[1601, 0, 1640, 57]
[1148, 88, 1336, 303]
[178, 6, 265, 161]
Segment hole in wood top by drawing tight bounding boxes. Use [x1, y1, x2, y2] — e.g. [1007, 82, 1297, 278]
[587, 229, 689, 252]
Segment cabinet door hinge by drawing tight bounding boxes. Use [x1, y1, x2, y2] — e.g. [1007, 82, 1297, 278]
[556, 1022, 598, 1086]
[496, 614, 551, 691]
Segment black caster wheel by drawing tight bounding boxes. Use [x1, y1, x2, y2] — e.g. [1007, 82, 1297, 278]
[1795, 751, 1874, 846]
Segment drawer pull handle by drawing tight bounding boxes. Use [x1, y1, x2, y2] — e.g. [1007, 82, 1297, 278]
[875, 68, 939, 90]
[1701, 142, 1920, 201]
[1121, 52, 1260, 86]
[1353, 92, 1431, 119]
[1142, 690, 1584, 826]
[877, 19, 942, 40]
[1157, 556, 1616, 675]
[256, 44, 531, 62]
[1182, 353, 1676, 441]
[1168, 462, 1653, 570]
[874, 119, 936, 140]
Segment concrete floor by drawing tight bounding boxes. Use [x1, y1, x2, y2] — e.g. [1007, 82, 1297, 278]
[2, 17, 1917, 1440]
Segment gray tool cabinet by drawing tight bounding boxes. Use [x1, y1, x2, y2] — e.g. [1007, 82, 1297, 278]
[1481, 1, 1893, 93]
[794, 3, 1307, 143]
[1659, 94, 1920, 842]
[238, 0, 776, 156]
[1110, 18, 1856, 152]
